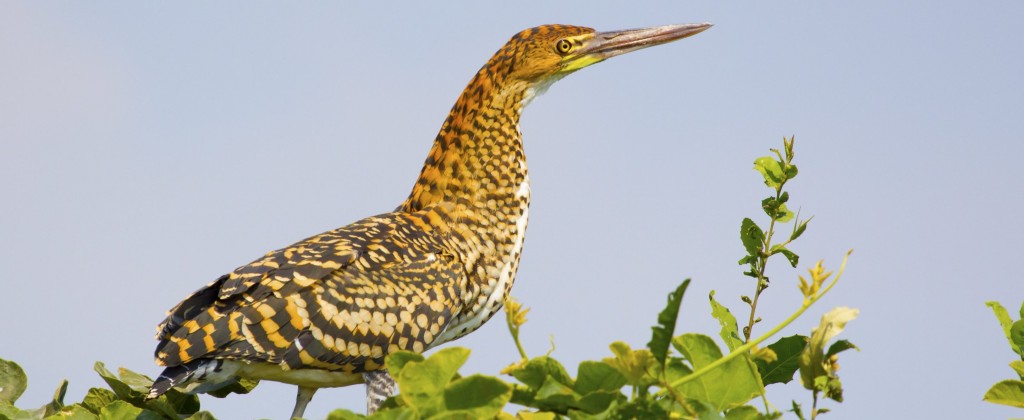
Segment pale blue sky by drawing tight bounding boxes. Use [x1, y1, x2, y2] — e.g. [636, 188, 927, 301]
[2, 2, 1022, 419]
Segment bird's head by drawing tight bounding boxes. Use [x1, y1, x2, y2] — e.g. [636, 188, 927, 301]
[484, 23, 712, 100]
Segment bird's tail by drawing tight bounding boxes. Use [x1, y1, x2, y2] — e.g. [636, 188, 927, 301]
[147, 359, 237, 400]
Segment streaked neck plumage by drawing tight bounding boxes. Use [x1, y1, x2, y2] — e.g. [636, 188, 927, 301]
[399, 42, 537, 343]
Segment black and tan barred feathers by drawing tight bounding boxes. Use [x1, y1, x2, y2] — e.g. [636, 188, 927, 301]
[154, 205, 461, 374]
[147, 22, 711, 417]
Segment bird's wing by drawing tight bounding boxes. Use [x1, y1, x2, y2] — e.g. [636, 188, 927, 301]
[154, 205, 465, 373]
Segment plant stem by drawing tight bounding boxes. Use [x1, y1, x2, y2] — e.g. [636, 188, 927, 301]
[658, 250, 851, 394]
[660, 380, 697, 416]
[743, 188, 783, 342]
[811, 391, 819, 420]
[507, 320, 528, 360]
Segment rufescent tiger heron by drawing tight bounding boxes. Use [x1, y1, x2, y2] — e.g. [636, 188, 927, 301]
[146, 22, 712, 418]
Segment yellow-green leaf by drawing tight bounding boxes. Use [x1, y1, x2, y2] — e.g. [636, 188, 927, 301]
[753, 157, 785, 188]
[396, 347, 471, 416]
[44, 404, 98, 420]
[443, 374, 512, 418]
[986, 301, 1021, 355]
[983, 380, 1024, 408]
[0, 358, 28, 405]
[709, 291, 743, 352]
[671, 334, 763, 411]
[1011, 360, 1024, 380]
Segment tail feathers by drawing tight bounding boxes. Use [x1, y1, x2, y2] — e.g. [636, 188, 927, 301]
[147, 359, 238, 400]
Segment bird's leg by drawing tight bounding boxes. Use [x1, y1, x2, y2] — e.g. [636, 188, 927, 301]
[291, 386, 317, 419]
[363, 369, 397, 415]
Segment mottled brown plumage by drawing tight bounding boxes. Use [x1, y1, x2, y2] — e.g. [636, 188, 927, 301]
[148, 22, 711, 418]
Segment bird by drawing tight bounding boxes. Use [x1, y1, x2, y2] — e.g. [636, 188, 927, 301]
[146, 22, 712, 419]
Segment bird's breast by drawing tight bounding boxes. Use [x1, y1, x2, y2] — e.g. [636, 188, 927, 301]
[433, 173, 530, 345]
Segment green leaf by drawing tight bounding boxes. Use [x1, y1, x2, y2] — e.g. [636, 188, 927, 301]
[709, 291, 743, 352]
[0, 402, 32, 419]
[81, 388, 117, 414]
[740, 218, 764, 257]
[93, 362, 196, 419]
[326, 408, 365, 420]
[507, 357, 574, 391]
[386, 351, 426, 376]
[790, 218, 811, 242]
[648, 279, 691, 368]
[983, 380, 1024, 408]
[754, 335, 807, 386]
[986, 302, 1022, 356]
[761, 197, 780, 219]
[784, 165, 798, 179]
[693, 399, 726, 420]
[515, 411, 557, 420]
[771, 247, 799, 268]
[1011, 320, 1024, 357]
[605, 398, 669, 419]
[533, 376, 579, 412]
[825, 340, 859, 359]
[574, 362, 626, 395]
[443, 374, 512, 418]
[206, 378, 259, 398]
[601, 343, 657, 388]
[368, 406, 416, 420]
[116, 368, 153, 392]
[97, 401, 162, 420]
[0, 358, 28, 405]
[671, 334, 764, 411]
[724, 405, 779, 420]
[394, 347, 470, 416]
[509, 383, 537, 407]
[118, 367, 199, 416]
[573, 390, 622, 414]
[789, 400, 805, 420]
[43, 404, 98, 420]
[94, 362, 139, 402]
[753, 157, 785, 188]
[774, 203, 794, 223]
[184, 411, 217, 420]
[41, 379, 69, 416]
[1011, 360, 1024, 380]
[724, 406, 759, 420]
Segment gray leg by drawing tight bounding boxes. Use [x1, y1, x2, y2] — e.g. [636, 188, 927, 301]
[363, 369, 397, 415]
[291, 386, 317, 419]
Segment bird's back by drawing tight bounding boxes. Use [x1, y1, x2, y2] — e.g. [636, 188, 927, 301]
[150, 204, 466, 395]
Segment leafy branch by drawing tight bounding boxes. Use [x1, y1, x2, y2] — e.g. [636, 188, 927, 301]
[739, 137, 812, 342]
[662, 252, 852, 394]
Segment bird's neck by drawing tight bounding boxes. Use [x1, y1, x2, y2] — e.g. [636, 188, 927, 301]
[400, 67, 534, 341]
[401, 69, 530, 217]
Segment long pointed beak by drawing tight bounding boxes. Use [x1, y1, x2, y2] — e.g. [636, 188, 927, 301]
[565, 23, 712, 71]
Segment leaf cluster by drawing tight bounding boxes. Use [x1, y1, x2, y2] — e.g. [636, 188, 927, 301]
[983, 300, 1024, 408]
[0, 359, 254, 420]
[328, 255, 856, 419]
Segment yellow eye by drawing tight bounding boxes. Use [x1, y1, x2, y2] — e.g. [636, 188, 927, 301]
[555, 39, 573, 55]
